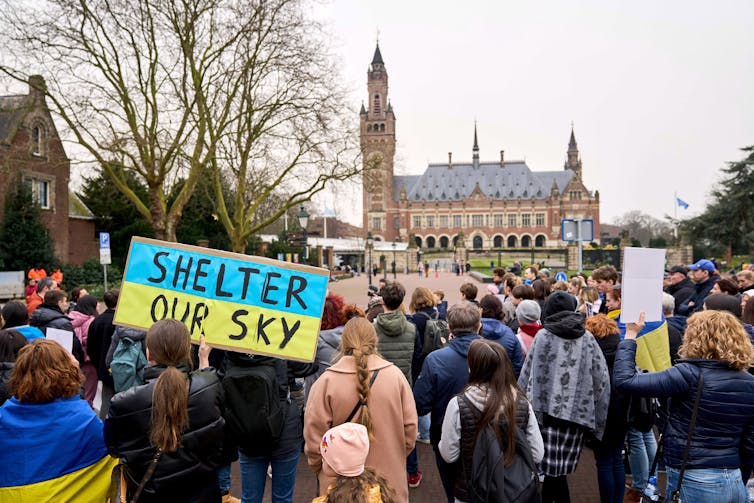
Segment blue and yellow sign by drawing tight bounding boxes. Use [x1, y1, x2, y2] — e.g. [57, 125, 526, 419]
[114, 237, 329, 362]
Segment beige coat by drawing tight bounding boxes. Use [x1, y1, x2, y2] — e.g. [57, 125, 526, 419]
[304, 354, 418, 503]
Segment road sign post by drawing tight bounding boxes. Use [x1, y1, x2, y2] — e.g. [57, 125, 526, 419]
[99, 232, 111, 291]
[561, 219, 594, 272]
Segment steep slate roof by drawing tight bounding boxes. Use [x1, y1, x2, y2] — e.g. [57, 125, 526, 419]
[0, 94, 31, 145]
[392, 162, 575, 202]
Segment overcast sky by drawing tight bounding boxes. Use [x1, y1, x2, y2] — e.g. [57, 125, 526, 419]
[316, 0, 754, 226]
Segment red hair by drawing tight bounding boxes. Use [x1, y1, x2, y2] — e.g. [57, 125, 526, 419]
[320, 293, 346, 330]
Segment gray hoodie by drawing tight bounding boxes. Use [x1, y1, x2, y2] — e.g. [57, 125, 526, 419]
[304, 326, 344, 405]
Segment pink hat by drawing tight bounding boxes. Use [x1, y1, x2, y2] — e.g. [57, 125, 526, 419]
[320, 422, 369, 477]
[486, 284, 499, 295]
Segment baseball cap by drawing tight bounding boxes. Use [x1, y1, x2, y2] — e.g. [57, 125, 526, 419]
[687, 260, 715, 273]
[667, 265, 688, 275]
[320, 422, 369, 477]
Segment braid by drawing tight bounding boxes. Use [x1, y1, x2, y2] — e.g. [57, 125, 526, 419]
[353, 346, 374, 437]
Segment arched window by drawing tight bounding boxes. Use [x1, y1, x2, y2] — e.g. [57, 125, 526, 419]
[31, 124, 45, 156]
[380, 123, 385, 132]
[507, 236, 518, 248]
[473, 236, 483, 249]
[493, 235, 503, 248]
[521, 235, 531, 248]
[414, 236, 422, 248]
[452, 235, 459, 247]
[426, 236, 436, 249]
[535, 235, 546, 247]
[439, 236, 449, 249]
[373, 93, 381, 114]
[367, 124, 372, 132]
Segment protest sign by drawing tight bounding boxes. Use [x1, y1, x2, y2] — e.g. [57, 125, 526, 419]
[114, 237, 329, 362]
[621, 247, 666, 323]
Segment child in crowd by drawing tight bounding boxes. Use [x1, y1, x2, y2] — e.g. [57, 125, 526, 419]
[312, 423, 395, 503]
[577, 286, 600, 317]
[605, 286, 621, 320]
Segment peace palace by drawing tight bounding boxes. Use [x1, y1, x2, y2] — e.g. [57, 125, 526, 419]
[361, 44, 600, 250]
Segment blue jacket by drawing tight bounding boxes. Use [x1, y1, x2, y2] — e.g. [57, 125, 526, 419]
[480, 318, 523, 377]
[413, 333, 480, 445]
[614, 340, 754, 477]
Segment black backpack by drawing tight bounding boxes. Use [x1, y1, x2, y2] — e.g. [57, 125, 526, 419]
[415, 311, 450, 356]
[458, 395, 541, 503]
[222, 362, 285, 455]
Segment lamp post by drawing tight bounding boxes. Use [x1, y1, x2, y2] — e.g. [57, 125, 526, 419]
[297, 205, 309, 264]
[391, 241, 397, 279]
[366, 232, 374, 287]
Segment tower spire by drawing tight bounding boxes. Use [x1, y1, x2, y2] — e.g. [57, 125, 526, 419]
[565, 122, 582, 180]
[472, 121, 479, 167]
[371, 42, 384, 66]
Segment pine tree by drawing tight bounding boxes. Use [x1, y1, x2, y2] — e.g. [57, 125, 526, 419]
[0, 180, 56, 271]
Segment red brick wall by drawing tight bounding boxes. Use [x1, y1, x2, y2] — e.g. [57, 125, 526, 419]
[68, 218, 98, 265]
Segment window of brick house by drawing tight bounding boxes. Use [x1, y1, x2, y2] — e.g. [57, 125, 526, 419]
[31, 123, 46, 156]
[536, 213, 545, 226]
[413, 215, 422, 228]
[439, 215, 448, 228]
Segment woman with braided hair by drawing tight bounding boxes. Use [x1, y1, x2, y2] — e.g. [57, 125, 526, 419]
[304, 317, 417, 503]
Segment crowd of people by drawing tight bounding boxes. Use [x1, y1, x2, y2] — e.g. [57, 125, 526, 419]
[2, 258, 754, 502]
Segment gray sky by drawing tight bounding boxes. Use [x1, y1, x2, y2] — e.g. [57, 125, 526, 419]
[317, 0, 754, 225]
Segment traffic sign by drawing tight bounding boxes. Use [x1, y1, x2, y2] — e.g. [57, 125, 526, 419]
[100, 248, 112, 265]
[555, 271, 568, 282]
[561, 219, 594, 242]
[99, 232, 111, 249]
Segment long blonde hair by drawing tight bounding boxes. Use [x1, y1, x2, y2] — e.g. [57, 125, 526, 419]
[680, 310, 754, 370]
[337, 318, 379, 436]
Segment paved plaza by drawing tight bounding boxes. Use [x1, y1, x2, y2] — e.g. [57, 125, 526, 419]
[229, 271, 606, 502]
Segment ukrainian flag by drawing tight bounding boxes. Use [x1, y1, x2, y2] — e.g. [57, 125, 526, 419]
[617, 318, 672, 372]
[0, 396, 118, 502]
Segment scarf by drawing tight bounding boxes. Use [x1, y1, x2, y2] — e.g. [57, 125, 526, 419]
[517, 312, 610, 439]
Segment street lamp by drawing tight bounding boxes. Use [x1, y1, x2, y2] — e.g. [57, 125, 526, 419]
[391, 242, 397, 279]
[297, 205, 309, 263]
[366, 232, 374, 287]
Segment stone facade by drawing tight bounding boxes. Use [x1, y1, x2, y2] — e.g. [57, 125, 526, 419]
[360, 45, 600, 251]
[0, 76, 97, 265]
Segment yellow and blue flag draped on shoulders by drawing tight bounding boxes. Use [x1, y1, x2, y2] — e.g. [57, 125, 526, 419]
[0, 396, 117, 502]
[617, 317, 672, 372]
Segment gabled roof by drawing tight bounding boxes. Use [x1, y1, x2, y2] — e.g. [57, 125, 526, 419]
[393, 162, 575, 202]
[69, 192, 95, 219]
[0, 94, 32, 145]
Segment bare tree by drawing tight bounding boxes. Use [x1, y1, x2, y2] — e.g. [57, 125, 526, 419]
[612, 210, 674, 246]
[0, 0, 359, 246]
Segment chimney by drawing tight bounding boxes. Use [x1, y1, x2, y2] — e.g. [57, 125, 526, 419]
[500, 150, 505, 165]
[448, 152, 452, 168]
[28, 75, 47, 102]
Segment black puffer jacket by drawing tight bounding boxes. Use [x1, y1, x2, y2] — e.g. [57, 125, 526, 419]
[29, 304, 85, 365]
[614, 340, 754, 478]
[594, 334, 629, 447]
[104, 365, 225, 502]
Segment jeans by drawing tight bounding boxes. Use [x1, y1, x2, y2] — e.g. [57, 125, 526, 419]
[666, 467, 748, 503]
[593, 442, 625, 503]
[239, 449, 300, 503]
[432, 445, 456, 503]
[626, 428, 657, 491]
[407, 446, 419, 475]
[418, 413, 431, 439]
[217, 464, 231, 493]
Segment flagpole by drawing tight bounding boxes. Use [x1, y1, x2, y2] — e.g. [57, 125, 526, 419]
[674, 191, 678, 242]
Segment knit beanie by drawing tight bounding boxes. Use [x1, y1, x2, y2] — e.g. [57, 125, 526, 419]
[542, 291, 578, 320]
[320, 422, 369, 477]
[703, 294, 742, 319]
[516, 300, 541, 325]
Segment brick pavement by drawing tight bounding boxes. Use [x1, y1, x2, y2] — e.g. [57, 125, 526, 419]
[228, 271, 609, 502]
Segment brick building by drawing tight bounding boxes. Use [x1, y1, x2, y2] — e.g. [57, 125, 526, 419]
[0, 76, 97, 265]
[361, 44, 600, 250]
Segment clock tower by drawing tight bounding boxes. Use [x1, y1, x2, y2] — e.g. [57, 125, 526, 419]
[360, 43, 396, 240]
